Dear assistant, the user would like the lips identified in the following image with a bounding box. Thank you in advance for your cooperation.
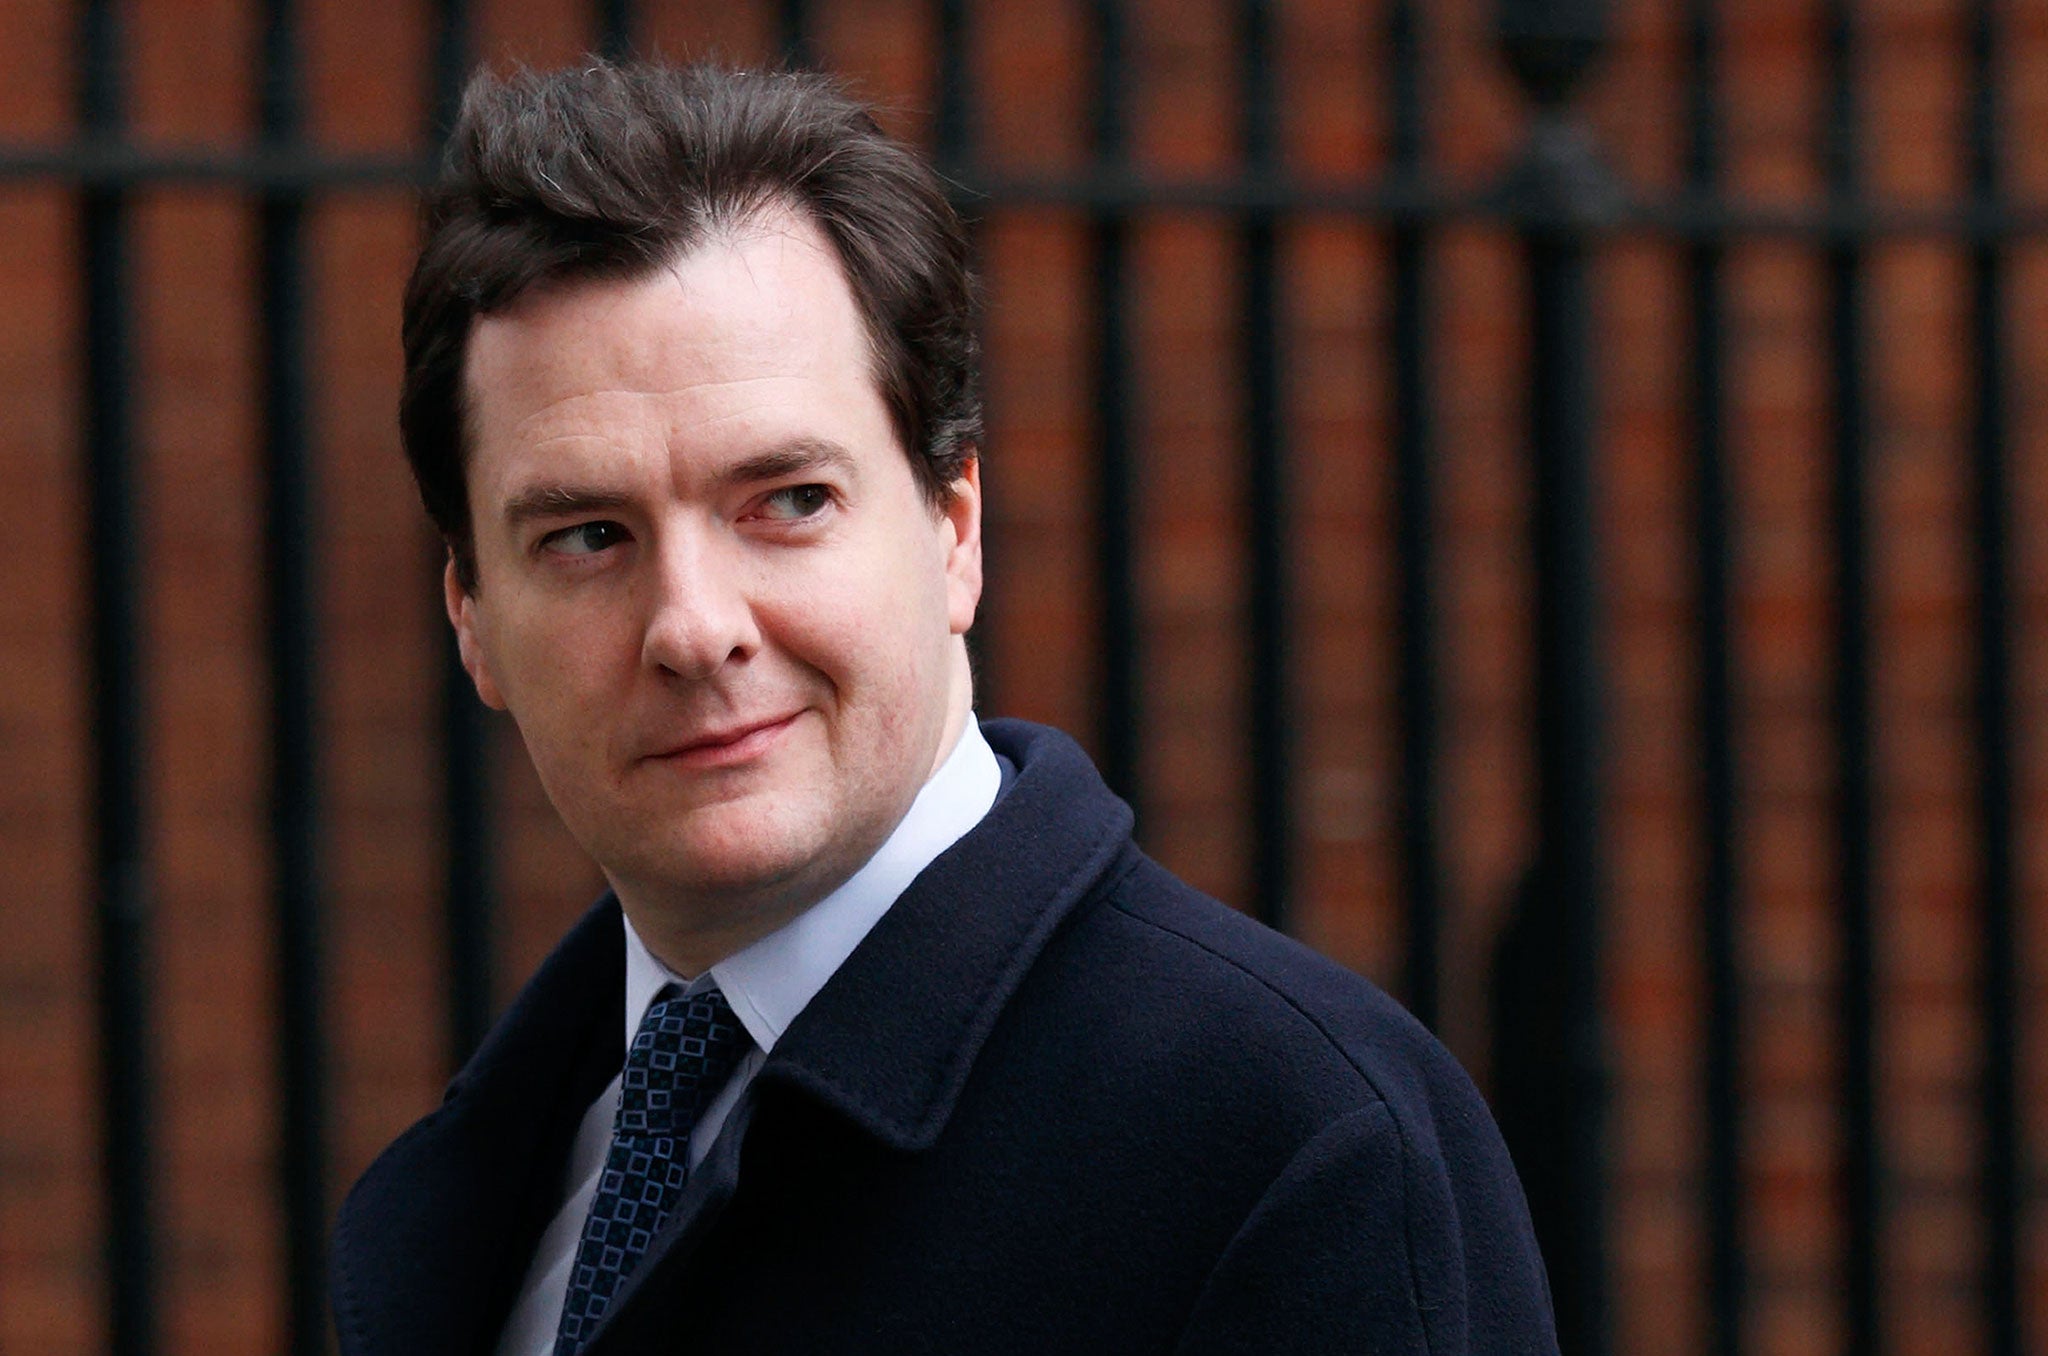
[642,711,803,769]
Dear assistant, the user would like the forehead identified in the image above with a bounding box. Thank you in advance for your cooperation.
[461,209,888,482]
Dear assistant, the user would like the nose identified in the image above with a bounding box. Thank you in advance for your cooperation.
[640,531,761,681]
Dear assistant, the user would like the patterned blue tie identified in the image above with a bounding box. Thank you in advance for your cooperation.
[553,985,749,1355]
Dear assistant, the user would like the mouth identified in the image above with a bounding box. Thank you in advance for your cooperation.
[643,711,803,770]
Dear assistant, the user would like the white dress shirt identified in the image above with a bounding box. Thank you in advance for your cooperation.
[493,720,1002,1356]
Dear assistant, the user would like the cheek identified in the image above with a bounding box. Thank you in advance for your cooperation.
[769,574,944,700]
[488,604,634,734]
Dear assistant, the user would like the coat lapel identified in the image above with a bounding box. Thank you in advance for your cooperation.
[331,898,626,1356]
[756,719,1136,1150]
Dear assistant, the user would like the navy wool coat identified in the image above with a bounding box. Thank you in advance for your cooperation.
[332,719,1558,1354]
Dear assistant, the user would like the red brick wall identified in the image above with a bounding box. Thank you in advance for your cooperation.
[3,2,2045,1353]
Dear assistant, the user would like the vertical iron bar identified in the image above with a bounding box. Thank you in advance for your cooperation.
[779,0,813,69]
[1241,0,1292,932]
[1524,211,1609,1356]
[80,1,159,1351]
[445,646,495,1068]
[1822,5,1881,1351]
[430,0,470,139]
[934,0,971,164]
[1090,0,1141,814]
[1966,4,2020,1354]
[432,0,496,1071]
[595,0,633,61]
[1491,3,1613,1351]
[1685,2,1744,1353]
[934,0,994,712]
[258,2,328,1352]
[1386,0,1440,1029]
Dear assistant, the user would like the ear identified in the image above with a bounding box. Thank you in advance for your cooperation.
[444,555,508,710]
[940,456,983,636]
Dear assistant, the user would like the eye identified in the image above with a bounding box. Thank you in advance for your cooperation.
[756,484,833,521]
[539,521,629,557]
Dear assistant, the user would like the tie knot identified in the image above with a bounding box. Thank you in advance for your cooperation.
[617,985,749,1139]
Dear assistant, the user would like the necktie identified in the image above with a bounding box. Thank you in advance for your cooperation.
[553,985,749,1355]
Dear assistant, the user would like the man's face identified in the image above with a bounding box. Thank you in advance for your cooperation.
[449,208,981,952]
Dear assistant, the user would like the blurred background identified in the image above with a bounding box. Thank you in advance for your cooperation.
[4,0,2047,1353]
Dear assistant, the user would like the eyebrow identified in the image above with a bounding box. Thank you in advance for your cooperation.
[719,438,860,488]
[500,484,635,530]
[496,438,862,529]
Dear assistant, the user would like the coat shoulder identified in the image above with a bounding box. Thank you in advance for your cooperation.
[1057,851,1518,1191]
[1067,856,1558,1352]
[1096,856,1461,1095]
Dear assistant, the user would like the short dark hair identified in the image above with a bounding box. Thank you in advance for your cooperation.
[401,60,982,590]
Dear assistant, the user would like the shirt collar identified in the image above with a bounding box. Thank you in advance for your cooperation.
[621,717,1002,1058]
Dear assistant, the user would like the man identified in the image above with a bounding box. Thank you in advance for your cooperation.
[332,60,1557,1356]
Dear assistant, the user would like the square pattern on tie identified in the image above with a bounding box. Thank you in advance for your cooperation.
[553,986,747,1355]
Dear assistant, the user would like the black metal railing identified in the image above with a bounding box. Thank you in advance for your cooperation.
[1487,4,1619,1349]
[7,1,2036,1352]
[1967,4,2022,1354]
[78,2,156,1351]
[1683,3,1743,1351]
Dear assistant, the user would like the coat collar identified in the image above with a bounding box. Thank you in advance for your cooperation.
[753,718,1136,1151]
[331,898,624,1356]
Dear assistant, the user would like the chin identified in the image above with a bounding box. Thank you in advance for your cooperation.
[620,804,841,904]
